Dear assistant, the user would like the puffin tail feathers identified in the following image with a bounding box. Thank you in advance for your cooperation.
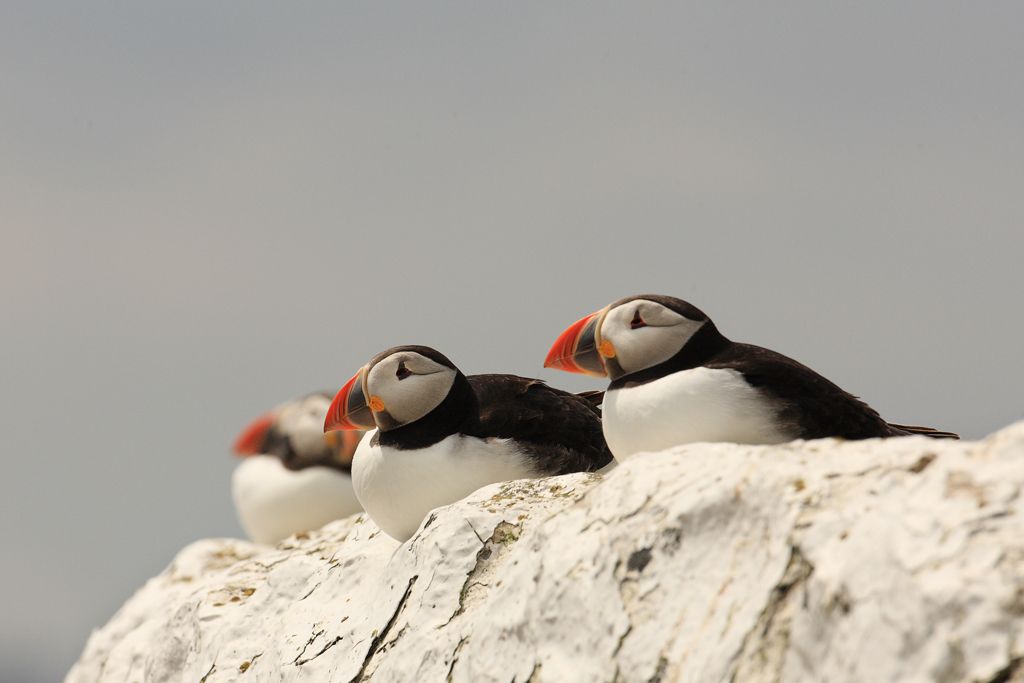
[889,423,960,440]
[575,390,605,411]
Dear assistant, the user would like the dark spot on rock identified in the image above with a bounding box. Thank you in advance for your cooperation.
[627,547,653,573]
[908,453,936,474]
[660,527,683,554]
[828,587,852,615]
[648,656,669,682]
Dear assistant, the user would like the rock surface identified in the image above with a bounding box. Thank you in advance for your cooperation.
[69,423,1024,683]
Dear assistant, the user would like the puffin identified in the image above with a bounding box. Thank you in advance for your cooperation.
[232,392,365,544]
[544,294,958,462]
[323,345,612,541]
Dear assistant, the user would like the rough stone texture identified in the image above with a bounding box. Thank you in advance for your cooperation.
[69,422,1024,683]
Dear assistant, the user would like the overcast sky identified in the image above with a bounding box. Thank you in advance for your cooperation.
[2,3,1022,680]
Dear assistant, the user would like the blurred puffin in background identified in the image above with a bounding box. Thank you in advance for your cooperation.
[324,345,612,541]
[546,294,957,462]
[232,392,364,544]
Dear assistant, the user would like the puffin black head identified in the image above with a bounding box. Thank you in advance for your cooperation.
[233,393,362,471]
[545,294,727,381]
[325,345,465,434]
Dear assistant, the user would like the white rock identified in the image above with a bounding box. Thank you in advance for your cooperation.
[68,423,1024,683]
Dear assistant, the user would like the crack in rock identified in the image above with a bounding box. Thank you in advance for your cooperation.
[291,629,325,665]
[347,575,419,683]
[611,624,636,682]
[445,636,469,682]
[198,660,216,683]
[298,582,321,601]
[647,656,669,683]
[443,521,522,627]
[239,652,262,673]
[378,623,409,656]
[295,636,343,666]
[729,545,814,683]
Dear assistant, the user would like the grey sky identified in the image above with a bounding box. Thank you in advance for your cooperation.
[2,3,1022,680]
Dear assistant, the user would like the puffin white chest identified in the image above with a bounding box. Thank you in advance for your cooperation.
[602,366,792,461]
[231,455,361,545]
[351,431,536,542]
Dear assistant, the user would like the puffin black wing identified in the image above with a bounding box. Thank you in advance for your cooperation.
[466,374,613,474]
[706,343,956,440]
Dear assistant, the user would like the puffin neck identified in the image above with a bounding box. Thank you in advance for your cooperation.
[376,372,478,450]
[608,321,731,389]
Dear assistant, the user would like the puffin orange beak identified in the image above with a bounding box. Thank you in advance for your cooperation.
[232,412,275,456]
[544,308,610,377]
[325,367,377,432]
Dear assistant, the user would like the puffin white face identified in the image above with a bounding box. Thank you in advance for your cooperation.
[365,351,457,430]
[599,299,704,379]
[276,394,332,455]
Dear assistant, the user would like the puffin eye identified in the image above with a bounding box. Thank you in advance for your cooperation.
[396,362,412,380]
[630,309,647,330]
